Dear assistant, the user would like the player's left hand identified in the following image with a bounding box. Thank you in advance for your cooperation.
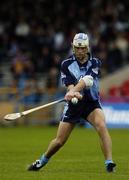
[74,92,83,99]
[64,91,82,101]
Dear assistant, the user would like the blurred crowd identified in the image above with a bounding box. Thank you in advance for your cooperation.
[0,0,129,101]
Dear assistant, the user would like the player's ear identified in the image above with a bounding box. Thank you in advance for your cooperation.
[71,43,75,53]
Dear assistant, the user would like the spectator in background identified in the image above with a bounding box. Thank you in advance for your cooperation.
[45,67,60,94]
[10,49,35,89]
[0,64,3,86]
[106,40,124,73]
[21,79,43,106]
[115,31,129,62]
[0,0,129,98]
[35,46,53,74]
[15,16,30,37]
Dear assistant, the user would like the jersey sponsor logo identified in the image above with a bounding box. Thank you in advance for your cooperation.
[92,67,98,74]
[63,115,68,118]
[61,72,66,78]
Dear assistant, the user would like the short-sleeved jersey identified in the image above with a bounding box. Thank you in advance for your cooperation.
[61,54,101,101]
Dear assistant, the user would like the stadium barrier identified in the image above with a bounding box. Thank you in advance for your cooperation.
[0,87,129,128]
[1,101,129,128]
[103,102,129,128]
[86,102,129,128]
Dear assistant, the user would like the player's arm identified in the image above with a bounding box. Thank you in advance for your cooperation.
[65,75,93,101]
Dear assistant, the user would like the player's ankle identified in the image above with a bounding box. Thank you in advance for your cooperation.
[40,154,50,165]
[105,159,113,166]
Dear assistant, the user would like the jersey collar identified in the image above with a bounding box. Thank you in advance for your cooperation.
[72,53,91,67]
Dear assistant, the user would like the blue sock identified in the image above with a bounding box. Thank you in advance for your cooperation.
[40,154,49,165]
[105,159,113,166]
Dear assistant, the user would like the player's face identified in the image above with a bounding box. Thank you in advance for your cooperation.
[74,46,88,62]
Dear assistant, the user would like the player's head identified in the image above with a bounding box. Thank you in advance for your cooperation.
[72,33,90,61]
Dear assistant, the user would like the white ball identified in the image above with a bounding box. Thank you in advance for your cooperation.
[71,97,78,104]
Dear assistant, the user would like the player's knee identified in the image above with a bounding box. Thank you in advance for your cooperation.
[95,121,106,131]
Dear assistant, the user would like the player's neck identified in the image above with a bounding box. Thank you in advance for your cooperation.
[78,55,89,64]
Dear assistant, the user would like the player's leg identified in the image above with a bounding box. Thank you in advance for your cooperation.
[28,121,75,171]
[44,121,75,158]
[87,108,116,172]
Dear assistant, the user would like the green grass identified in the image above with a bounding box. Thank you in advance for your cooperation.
[0,125,129,180]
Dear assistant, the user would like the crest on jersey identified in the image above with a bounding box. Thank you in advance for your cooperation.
[92,67,98,74]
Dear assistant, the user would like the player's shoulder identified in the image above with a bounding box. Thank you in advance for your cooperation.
[61,55,75,68]
[90,56,102,67]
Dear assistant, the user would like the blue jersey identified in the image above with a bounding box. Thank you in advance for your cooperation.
[61,54,101,101]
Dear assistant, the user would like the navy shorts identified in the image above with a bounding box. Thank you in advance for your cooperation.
[60,99,102,124]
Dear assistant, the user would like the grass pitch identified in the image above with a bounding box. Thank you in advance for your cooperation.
[0,125,129,180]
